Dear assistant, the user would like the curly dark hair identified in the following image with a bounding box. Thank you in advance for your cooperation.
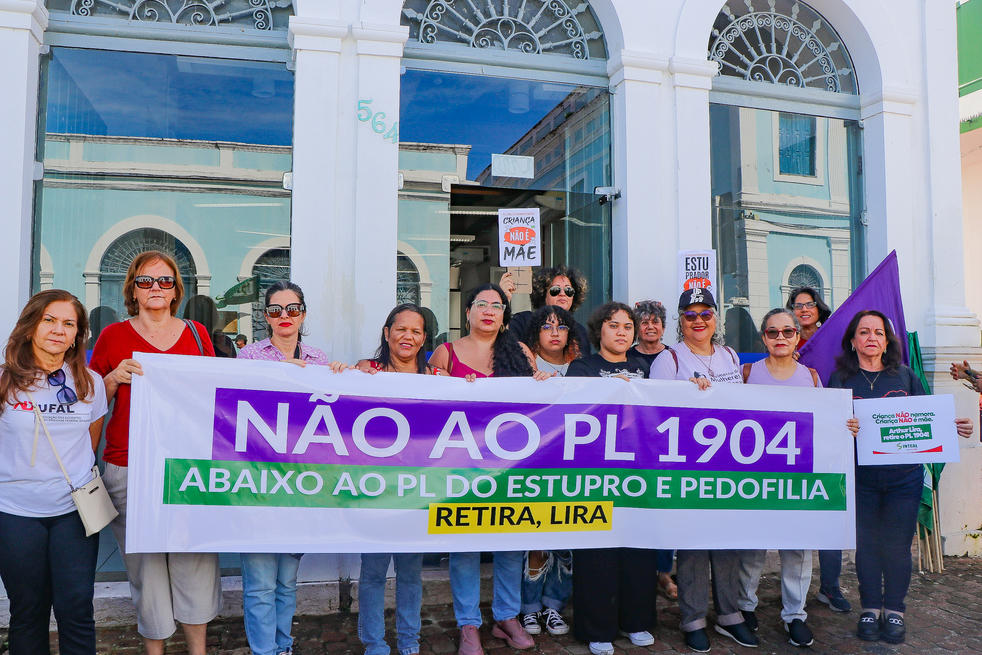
[633,300,667,326]
[785,286,832,325]
[834,310,904,377]
[372,303,430,374]
[464,283,533,377]
[586,302,636,351]
[529,266,588,312]
[526,306,580,363]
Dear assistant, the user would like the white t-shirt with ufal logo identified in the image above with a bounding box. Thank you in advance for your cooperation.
[0,366,108,517]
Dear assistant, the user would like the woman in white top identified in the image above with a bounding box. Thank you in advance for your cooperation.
[0,290,108,655]
[649,288,754,653]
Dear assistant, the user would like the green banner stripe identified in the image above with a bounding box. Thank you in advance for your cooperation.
[164,459,846,511]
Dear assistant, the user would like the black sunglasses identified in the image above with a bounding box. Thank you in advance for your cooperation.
[549,285,575,297]
[764,327,799,339]
[47,369,78,405]
[266,303,305,318]
[134,275,176,290]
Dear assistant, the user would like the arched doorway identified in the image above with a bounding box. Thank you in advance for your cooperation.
[250,248,291,342]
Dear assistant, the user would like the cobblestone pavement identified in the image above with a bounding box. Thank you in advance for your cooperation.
[14,555,982,654]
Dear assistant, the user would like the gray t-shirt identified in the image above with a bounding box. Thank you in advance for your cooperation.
[649,342,742,384]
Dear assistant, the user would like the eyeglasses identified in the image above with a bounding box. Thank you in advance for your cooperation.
[763,327,799,340]
[681,310,715,322]
[133,275,176,290]
[471,300,505,312]
[47,369,78,405]
[549,285,575,297]
[792,301,818,310]
[540,324,570,333]
[265,303,305,318]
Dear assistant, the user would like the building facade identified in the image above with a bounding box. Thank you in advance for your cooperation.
[1,0,980,594]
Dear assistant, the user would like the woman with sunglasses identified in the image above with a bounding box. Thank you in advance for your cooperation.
[736,308,845,648]
[0,290,107,655]
[649,288,755,653]
[237,280,344,655]
[352,304,437,655]
[499,266,591,356]
[428,284,542,655]
[830,310,972,644]
[90,251,220,655]
[785,286,831,350]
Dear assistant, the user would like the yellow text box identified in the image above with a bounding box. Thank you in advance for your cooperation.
[427,501,613,534]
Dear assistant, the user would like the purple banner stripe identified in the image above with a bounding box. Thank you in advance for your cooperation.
[211,389,814,473]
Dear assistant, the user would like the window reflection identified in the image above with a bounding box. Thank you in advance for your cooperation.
[710,104,865,351]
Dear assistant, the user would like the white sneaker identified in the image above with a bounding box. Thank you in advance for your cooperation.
[589,642,614,655]
[620,630,655,646]
[521,611,542,635]
[541,607,569,635]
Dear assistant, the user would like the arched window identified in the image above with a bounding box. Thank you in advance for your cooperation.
[709,0,856,94]
[788,263,822,289]
[397,0,613,338]
[402,0,606,60]
[47,0,294,30]
[250,248,290,343]
[708,0,864,328]
[99,228,197,323]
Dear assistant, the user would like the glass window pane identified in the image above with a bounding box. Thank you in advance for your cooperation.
[398,69,612,341]
[710,104,865,352]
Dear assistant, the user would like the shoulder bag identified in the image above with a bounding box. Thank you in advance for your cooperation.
[28,392,118,537]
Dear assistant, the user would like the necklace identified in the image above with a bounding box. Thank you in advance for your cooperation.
[859,369,882,390]
[689,344,715,377]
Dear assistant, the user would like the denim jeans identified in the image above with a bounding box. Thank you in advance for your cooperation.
[241,553,302,655]
[656,549,675,574]
[818,550,842,591]
[520,550,572,614]
[855,464,922,612]
[0,510,98,655]
[358,553,423,655]
[737,549,811,622]
[449,551,523,626]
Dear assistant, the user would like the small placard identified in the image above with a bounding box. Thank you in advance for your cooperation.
[854,394,959,465]
[492,154,535,179]
[498,208,541,267]
[678,250,717,294]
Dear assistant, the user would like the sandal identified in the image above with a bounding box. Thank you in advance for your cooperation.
[658,571,678,600]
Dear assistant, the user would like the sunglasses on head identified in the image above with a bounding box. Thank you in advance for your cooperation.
[549,285,575,297]
[764,327,799,340]
[265,303,305,318]
[47,369,78,405]
[133,275,176,290]
[682,309,714,322]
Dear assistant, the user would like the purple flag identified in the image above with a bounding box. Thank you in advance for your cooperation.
[798,251,908,385]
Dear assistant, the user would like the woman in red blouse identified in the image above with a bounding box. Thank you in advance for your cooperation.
[89,251,219,655]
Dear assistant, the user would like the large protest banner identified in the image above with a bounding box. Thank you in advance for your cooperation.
[127,353,856,553]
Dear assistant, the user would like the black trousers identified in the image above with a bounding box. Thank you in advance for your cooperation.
[0,510,99,655]
[572,547,658,642]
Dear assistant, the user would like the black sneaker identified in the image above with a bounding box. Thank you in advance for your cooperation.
[741,610,759,632]
[785,619,814,647]
[816,587,852,612]
[881,613,905,644]
[714,622,759,648]
[857,612,879,641]
[683,628,711,653]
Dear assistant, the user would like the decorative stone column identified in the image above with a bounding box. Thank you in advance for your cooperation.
[0,0,46,334]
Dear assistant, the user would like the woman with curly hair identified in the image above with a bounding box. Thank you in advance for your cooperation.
[499,265,590,355]
[525,305,579,377]
[785,286,832,349]
[428,283,546,655]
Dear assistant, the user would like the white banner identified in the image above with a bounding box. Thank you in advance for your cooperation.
[854,395,959,465]
[127,353,856,553]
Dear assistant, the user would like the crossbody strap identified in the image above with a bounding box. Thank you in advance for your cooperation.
[183,319,205,355]
[27,391,76,491]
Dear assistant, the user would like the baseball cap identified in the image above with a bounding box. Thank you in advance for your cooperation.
[678,287,717,310]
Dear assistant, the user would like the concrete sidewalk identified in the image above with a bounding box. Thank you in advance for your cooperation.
[17,554,982,654]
